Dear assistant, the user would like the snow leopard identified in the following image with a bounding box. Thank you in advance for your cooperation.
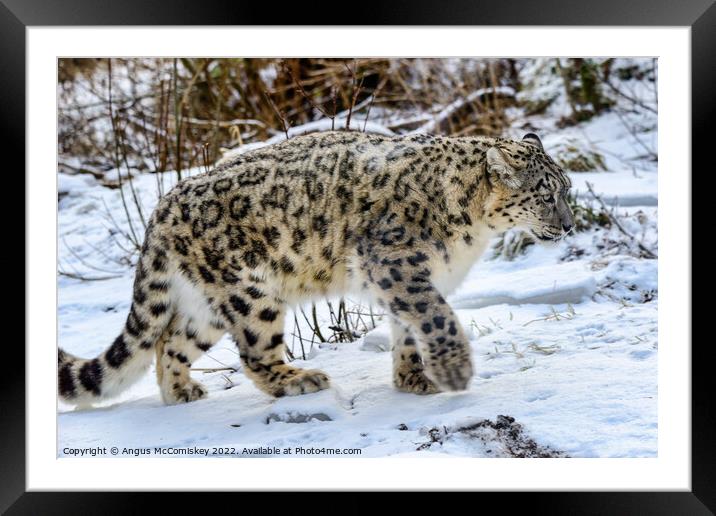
[58,131,574,406]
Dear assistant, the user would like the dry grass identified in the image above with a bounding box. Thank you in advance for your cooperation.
[58,58,522,178]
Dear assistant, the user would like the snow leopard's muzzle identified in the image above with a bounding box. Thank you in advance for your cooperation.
[531,194,574,243]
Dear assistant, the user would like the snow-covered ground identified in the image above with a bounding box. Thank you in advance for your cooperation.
[57,175,658,458]
[57,61,658,458]
[58,241,657,458]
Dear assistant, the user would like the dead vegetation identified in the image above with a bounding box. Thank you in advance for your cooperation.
[58,58,525,179]
[416,415,568,457]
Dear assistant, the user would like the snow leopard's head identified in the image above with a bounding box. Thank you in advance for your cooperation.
[485,133,574,243]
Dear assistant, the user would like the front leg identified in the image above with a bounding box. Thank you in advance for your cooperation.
[390,320,439,394]
[359,238,473,392]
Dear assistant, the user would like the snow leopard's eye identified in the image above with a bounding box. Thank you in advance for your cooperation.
[542,194,555,203]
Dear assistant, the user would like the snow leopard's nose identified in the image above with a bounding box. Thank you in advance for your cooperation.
[562,223,573,233]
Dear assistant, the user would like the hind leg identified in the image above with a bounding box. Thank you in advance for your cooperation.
[155,314,224,405]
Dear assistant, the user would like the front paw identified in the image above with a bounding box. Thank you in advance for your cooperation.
[394,368,440,394]
[424,350,473,391]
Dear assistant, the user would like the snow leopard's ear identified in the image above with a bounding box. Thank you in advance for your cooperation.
[486,146,522,189]
[522,132,543,150]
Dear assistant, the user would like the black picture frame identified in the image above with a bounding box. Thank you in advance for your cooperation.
[5,0,710,513]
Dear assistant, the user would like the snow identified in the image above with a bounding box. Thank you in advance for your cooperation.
[57,195,658,458]
[450,259,597,309]
[217,118,395,165]
[58,284,657,457]
[58,173,97,198]
[570,171,657,207]
[57,60,658,459]
[410,86,516,135]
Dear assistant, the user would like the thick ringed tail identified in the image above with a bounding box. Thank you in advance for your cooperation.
[58,231,176,406]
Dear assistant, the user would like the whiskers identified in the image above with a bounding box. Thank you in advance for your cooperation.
[519,221,573,243]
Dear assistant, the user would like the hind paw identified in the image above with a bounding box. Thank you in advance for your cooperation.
[163,379,208,405]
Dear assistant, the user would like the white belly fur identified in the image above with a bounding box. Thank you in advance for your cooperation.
[167,228,494,316]
[170,271,221,332]
[431,225,494,296]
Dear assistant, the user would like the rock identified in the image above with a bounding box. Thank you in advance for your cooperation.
[265,412,333,424]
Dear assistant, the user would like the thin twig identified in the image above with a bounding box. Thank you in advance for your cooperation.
[172,58,183,181]
[310,303,327,343]
[613,108,657,161]
[585,181,657,258]
[107,59,142,251]
[116,124,148,230]
[293,311,306,360]
[191,367,237,373]
[602,78,657,114]
[61,236,125,275]
[263,89,290,139]
[362,78,386,133]
[58,270,123,281]
[282,60,334,124]
[344,60,365,131]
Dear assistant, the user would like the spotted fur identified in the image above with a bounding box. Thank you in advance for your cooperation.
[58,131,573,405]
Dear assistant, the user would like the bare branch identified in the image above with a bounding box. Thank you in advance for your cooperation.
[585,181,657,259]
[263,89,290,140]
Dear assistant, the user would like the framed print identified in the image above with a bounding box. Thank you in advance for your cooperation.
[5,0,712,512]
